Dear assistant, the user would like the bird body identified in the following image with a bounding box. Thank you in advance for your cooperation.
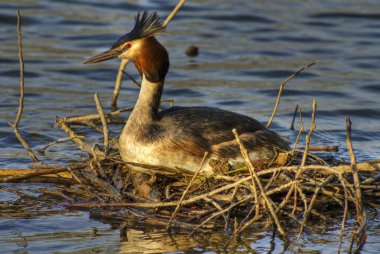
[85,12,289,175]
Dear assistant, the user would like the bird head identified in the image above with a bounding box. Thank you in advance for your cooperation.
[84,11,169,83]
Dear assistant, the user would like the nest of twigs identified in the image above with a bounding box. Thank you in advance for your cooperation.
[2,9,380,253]
[3,98,380,250]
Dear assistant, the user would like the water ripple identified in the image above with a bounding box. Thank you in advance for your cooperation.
[258,89,346,97]
[1,70,40,78]
[310,12,380,20]
[239,70,318,79]
[0,13,38,25]
[164,88,204,98]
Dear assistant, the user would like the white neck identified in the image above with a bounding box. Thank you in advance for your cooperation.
[127,75,164,127]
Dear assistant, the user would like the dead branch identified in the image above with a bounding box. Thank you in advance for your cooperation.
[39,136,84,155]
[14,10,24,127]
[233,128,286,238]
[266,60,319,128]
[301,99,317,167]
[0,164,85,183]
[292,105,304,154]
[63,106,133,124]
[0,168,71,179]
[167,152,208,229]
[56,117,105,158]
[9,10,39,162]
[290,105,299,130]
[94,93,109,155]
[346,116,367,252]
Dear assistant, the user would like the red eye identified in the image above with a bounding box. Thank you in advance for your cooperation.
[124,43,131,50]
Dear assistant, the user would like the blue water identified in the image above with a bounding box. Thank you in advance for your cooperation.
[1,0,380,253]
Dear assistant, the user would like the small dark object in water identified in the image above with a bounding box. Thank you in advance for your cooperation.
[185,45,199,57]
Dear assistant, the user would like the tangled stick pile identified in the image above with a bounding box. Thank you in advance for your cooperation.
[1,6,380,253]
[3,100,380,251]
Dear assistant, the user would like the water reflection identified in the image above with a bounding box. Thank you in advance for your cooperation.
[119,229,198,253]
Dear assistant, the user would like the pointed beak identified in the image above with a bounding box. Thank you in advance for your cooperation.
[84,49,122,64]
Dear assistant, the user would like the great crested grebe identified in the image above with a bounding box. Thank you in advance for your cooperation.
[85,11,289,175]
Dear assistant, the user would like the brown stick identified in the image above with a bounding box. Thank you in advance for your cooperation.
[338,174,349,253]
[232,131,259,209]
[276,184,295,214]
[9,10,39,162]
[94,93,109,155]
[14,10,24,127]
[81,170,124,202]
[39,136,84,155]
[41,189,75,202]
[290,105,299,130]
[123,161,194,175]
[56,117,105,158]
[232,129,286,238]
[300,99,317,167]
[69,170,105,201]
[9,128,40,162]
[63,106,133,124]
[291,185,298,215]
[0,164,85,183]
[266,60,319,128]
[346,117,365,225]
[167,152,208,229]
[0,186,36,198]
[112,59,129,111]
[289,100,317,233]
[237,214,264,234]
[121,70,140,87]
[191,196,252,234]
[298,175,335,236]
[294,148,329,166]
[307,145,339,152]
[292,105,304,154]
[0,168,71,179]
[129,207,203,230]
[362,173,380,185]
[162,0,187,27]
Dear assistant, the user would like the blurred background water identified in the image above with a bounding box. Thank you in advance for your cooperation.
[0,0,380,253]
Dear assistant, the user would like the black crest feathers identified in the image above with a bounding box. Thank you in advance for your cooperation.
[112,11,165,48]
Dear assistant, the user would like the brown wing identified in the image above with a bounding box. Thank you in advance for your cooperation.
[211,130,289,160]
[158,106,264,146]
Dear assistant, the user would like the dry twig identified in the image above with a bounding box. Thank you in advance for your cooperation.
[266,60,319,128]
[56,117,105,158]
[64,106,133,124]
[338,174,349,253]
[233,128,286,238]
[94,93,109,155]
[167,152,208,229]
[292,105,304,154]
[9,10,39,162]
[346,117,367,252]
[0,164,85,183]
[300,99,317,167]
[290,104,299,130]
[39,136,84,155]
